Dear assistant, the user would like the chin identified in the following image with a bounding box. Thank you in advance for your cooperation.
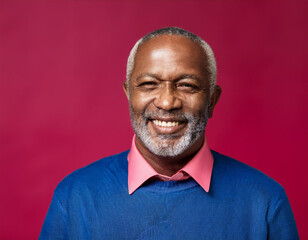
[139,130,204,158]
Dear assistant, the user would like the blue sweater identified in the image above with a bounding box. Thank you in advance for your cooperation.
[39,150,299,239]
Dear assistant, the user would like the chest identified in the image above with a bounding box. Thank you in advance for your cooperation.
[65,188,268,239]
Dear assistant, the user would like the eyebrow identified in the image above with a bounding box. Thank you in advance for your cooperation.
[177,74,202,82]
[136,73,202,82]
[136,73,162,82]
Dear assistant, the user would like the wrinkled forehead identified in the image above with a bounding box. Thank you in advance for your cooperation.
[132,35,209,79]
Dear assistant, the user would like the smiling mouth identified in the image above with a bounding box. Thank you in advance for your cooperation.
[152,120,180,127]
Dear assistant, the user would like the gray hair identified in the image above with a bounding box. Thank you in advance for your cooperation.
[126,27,217,94]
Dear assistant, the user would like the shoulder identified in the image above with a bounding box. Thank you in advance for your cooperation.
[54,150,129,196]
[211,150,285,198]
[211,151,299,238]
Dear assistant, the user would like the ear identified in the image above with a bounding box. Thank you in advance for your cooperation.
[123,81,129,100]
[208,85,222,118]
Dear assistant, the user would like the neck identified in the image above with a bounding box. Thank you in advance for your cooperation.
[135,135,204,176]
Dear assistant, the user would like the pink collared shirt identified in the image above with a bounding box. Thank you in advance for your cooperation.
[127,135,214,194]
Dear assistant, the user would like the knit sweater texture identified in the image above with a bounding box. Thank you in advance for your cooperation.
[39,150,299,240]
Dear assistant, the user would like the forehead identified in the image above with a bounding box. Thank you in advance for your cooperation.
[133,35,207,76]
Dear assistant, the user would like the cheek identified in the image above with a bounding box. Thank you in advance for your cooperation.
[130,94,152,113]
[129,90,155,111]
[182,94,208,112]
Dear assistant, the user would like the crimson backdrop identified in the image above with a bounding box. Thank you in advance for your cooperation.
[1,1,307,239]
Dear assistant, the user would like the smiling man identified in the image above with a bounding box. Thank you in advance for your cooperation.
[123,32,221,183]
[40,27,299,239]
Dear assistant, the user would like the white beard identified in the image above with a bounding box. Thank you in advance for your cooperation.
[129,106,208,157]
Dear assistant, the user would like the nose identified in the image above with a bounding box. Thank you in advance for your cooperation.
[153,83,182,110]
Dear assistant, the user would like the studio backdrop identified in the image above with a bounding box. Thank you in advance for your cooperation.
[1,1,307,239]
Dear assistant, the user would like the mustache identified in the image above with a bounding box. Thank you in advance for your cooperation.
[142,109,193,121]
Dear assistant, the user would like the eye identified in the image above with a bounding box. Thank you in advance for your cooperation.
[176,82,199,92]
[137,81,159,90]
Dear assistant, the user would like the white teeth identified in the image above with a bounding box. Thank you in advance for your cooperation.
[152,120,180,127]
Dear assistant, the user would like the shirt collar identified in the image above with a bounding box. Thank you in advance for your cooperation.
[127,135,214,194]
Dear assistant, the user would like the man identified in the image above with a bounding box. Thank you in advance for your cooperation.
[40,27,299,239]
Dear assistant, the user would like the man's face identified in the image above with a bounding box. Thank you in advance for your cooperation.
[124,35,217,158]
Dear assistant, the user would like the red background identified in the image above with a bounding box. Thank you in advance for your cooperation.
[1,1,307,239]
